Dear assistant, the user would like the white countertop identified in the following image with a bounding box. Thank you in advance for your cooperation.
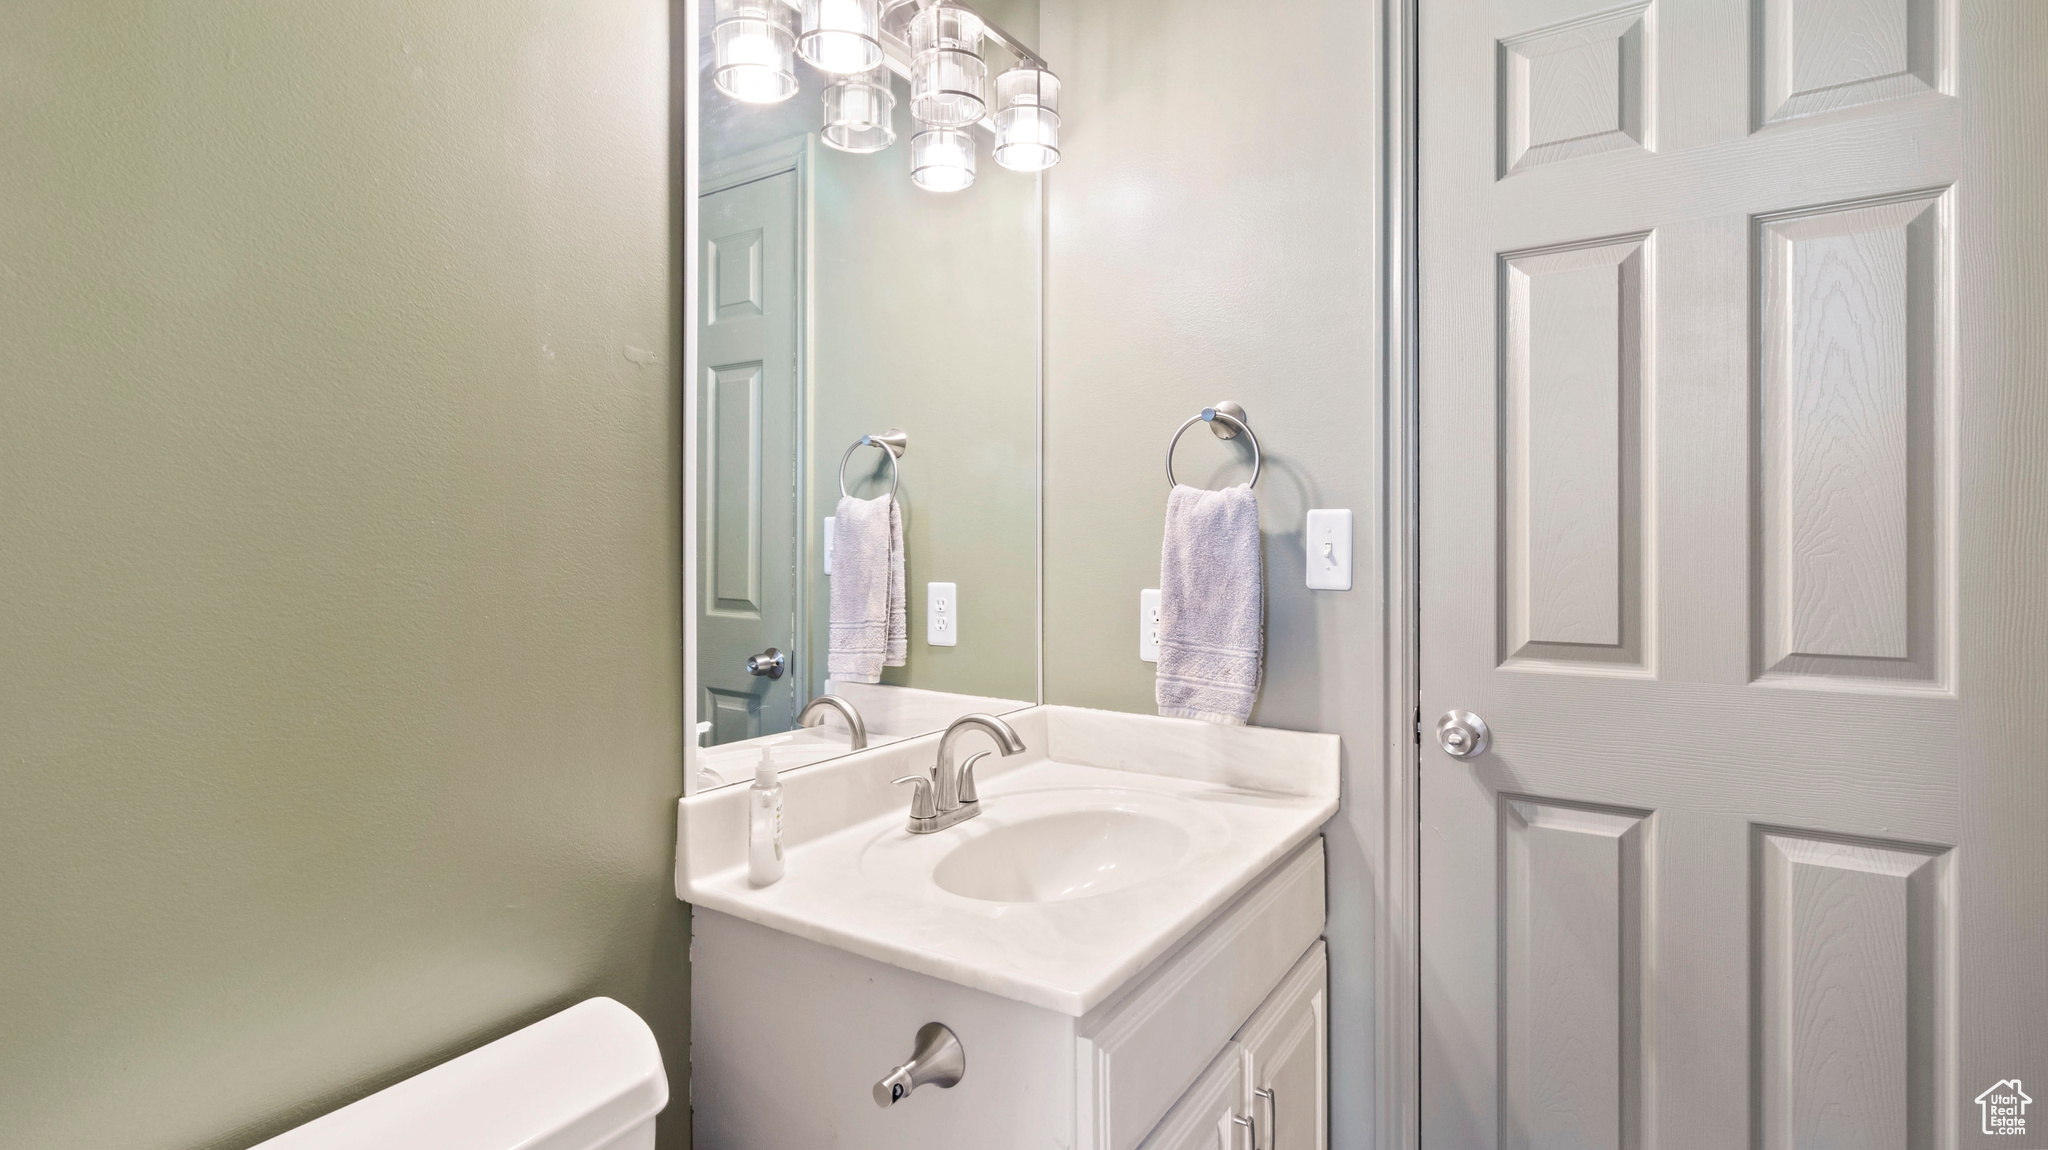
[676,706,1339,1016]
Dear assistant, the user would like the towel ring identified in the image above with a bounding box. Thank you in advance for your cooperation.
[839,429,908,500]
[1164,402,1261,490]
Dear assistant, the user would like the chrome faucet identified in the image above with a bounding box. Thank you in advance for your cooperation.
[796,693,867,750]
[892,712,1027,834]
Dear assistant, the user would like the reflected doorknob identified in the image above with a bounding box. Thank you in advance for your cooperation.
[744,648,786,679]
[1436,710,1490,757]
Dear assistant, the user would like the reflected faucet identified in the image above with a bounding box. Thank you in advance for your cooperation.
[797,694,867,751]
[893,713,1027,834]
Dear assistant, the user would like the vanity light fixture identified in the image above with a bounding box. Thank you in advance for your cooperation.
[907,5,987,128]
[991,63,1059,171]
[712,0,800,104]
[710,0,1060,183]
[798,0,884,75]
[878,0,921,39]
[822,74,897,153]
[910,126,976,191]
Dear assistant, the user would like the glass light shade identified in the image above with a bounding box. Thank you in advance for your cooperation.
[822,76,897,153]
[992,65,1060,171]
[879,0,920,39]
[799,0,883,75]
[910,127,976,191]
[908,5,986,127]
[713,0,799,104]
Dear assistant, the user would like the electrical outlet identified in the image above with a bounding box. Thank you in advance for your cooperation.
[1139,589,1161,662]
[822,517,835,575]
[1305,509,1353,590]
[927,582,958,647]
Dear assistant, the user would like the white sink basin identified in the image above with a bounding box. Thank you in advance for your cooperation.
[932,809,1190,903]
[856,783,1232,912]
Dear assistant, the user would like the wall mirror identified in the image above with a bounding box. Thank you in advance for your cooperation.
[685,0,1045,793]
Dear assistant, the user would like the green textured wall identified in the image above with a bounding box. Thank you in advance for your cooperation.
[0,3,689,1148]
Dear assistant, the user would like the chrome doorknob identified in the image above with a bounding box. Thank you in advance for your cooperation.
[1436,710,1490,757]
[744,648,786,679]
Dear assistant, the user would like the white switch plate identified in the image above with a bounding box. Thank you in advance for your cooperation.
[1306,509,1353,590]
[1139,588,1161,662]
[822,517,835,575]
[927,582,958,646]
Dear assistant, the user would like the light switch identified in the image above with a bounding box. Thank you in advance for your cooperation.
[1306,509,1353,590]
[927,582,958,646]
[1139,589,1161,662]
[822,517,835,575]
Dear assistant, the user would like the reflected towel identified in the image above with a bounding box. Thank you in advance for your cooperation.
[828,494,907,683]
[1156,483,1263,724]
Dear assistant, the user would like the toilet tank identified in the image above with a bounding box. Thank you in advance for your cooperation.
[255,998,668,1150]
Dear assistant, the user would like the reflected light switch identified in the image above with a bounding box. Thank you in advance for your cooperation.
[1306,509,1353,590]
[1139,589,1160,662]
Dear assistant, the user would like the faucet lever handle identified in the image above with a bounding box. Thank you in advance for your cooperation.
[957,751,991,804]
[891,774,937,820]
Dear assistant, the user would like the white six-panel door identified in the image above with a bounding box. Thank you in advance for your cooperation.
[1419,0,2048,1147]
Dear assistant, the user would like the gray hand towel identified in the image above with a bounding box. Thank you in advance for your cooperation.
[1156,483,1264,724]
[828,494,907,683]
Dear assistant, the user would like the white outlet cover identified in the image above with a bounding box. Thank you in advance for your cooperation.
[1139,588,1161,662]
[927,582,958,647]
[822,517,835,576]
[1305,509,1353,591]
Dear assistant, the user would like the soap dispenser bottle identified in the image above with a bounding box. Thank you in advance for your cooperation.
[749,747,784,886]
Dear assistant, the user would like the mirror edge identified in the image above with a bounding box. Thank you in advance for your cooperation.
[680,0,701,796]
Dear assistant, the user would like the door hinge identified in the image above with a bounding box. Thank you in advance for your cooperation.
[1414,705,1423,746]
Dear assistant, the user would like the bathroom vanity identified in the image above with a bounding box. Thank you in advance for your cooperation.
[677,706,1337,1149]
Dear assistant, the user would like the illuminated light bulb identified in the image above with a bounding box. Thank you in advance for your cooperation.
[992,64,1059,171]
[800,0,883,75]
[713,0,799,104]
[910,127,976,192]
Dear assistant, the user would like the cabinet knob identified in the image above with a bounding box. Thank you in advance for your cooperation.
[872,1022,965,1108]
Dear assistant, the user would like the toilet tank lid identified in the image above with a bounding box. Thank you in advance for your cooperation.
[253,998,667,1150]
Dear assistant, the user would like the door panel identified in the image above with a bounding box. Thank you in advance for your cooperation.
[1500,235,1650,669]
[1420,0,2047,1147]
[1755,831,1951,1150]
[698,172,800,746]
[1755,191,1948,687]
[1499,801,1647,1150]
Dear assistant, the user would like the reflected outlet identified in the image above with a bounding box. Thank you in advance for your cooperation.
[927,582,957,647]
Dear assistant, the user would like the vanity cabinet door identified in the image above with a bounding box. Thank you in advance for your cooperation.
[1138,1043,1247,1150]
[1236,942,1327,1150]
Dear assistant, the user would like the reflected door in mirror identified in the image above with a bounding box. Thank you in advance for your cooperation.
[700,171,802,746]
